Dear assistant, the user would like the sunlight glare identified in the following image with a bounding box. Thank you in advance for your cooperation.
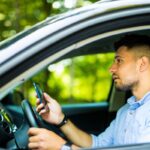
[64,0,77,9]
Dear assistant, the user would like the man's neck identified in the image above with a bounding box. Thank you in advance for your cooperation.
[132,86,150,101]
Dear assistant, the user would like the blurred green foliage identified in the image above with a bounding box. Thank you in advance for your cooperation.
[0,0,98,41]
[18,53,114,106]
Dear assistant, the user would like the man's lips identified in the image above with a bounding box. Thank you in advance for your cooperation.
[112,75,119,81]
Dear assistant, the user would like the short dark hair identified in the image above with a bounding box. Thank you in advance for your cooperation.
[114,34,150,50]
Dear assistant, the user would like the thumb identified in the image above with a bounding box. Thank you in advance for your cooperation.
[43,92,53,103]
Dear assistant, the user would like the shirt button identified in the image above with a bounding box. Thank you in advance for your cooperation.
[124,129,127,133]
[129,110,135,115]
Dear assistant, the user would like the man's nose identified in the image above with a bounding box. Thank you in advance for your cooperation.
[109,63,117,74]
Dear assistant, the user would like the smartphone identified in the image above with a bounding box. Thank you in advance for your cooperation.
[33,82,45,104]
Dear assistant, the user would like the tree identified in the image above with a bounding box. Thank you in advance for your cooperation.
[0,0,99,41]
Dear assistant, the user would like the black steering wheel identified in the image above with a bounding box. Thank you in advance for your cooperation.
[17,99,65,149]
[21,99,62,134]
[21,99,39,127]
[13,99,40,149]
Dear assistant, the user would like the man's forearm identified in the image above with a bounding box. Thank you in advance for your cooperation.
[60,119,92,148]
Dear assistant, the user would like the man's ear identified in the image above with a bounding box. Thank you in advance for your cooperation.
[138,56,149,72]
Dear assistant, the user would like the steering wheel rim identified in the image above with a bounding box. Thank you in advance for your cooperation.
[21,99,66,138]
[21,99,39,127]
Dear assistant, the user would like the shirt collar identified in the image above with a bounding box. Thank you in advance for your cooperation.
[127,91,150,110]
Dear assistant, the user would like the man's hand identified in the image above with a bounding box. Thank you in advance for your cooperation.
[28,128,66,150]
[35,93,91,149]
[36,92,64,125]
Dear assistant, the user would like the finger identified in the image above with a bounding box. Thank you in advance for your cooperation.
[28,142,39,149]
[43,92,53,103]
[36,103,45,112]
[29,135,39,143]
[39,108,49,115]
[28,128,42,136]
[36,98,41,105]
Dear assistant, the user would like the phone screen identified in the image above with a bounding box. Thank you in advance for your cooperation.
[33,82,44,104]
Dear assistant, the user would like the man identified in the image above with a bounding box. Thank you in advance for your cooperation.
[28,34,150,150]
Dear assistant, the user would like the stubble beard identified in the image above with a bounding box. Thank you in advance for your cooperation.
[115,80,138,92]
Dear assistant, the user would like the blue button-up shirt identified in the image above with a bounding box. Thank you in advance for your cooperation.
[92,92,150,148]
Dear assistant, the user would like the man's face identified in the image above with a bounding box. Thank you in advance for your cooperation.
[109,46,139,91]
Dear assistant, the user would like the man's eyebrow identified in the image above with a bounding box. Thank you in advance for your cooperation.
[114,55,122,59]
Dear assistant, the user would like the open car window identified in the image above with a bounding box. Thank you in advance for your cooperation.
[8,53,114,106]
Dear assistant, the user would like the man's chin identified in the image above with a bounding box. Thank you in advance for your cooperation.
[116,87,126,92]
[115,84,131,92]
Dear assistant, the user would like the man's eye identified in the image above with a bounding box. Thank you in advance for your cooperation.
[116,59,122,64]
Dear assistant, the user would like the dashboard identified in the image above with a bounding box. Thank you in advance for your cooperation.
[0,103,17,147]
